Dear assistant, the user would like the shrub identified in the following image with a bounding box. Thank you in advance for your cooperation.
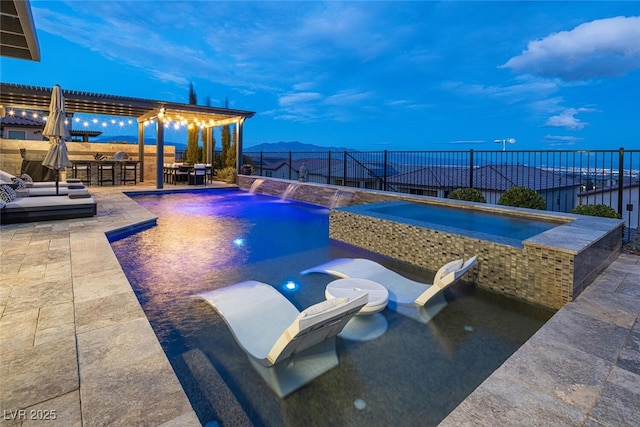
[571,204,622,219]
[497,186,546,210]
[447,188,486,203]
[216,166,237,184]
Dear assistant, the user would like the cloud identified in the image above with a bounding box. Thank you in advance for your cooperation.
[33,1,407,103]
[279,92,323,106]
[543,107,596,130]
[542,135,584,146]
[502,16,640,80]
[442,77,560,103]
[323,90,373,106]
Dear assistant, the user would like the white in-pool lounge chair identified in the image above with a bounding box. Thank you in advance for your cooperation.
[198,280,367,397]
[301,256,477,324]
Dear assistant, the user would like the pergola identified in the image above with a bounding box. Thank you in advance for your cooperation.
[0,0,40,61]
[0,82,255,188]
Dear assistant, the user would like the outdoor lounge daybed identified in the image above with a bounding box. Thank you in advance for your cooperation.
[301,256,477,324]
[0,194,97,224]
[1,169,83,188]
[198,280,368,397]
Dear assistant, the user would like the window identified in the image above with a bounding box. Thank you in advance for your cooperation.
[7,130,26,140]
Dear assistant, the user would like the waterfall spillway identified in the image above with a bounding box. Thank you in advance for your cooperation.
[248,179,265,193]
[330,190,354,208]
[281,183,299,200]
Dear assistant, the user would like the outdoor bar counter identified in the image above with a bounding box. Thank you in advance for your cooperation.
[69,160,139,186]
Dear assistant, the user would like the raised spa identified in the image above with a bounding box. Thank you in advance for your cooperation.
[237,176,624,310]
[362,200,563,247]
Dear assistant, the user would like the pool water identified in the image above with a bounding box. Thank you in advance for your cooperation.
[110,189,554,426]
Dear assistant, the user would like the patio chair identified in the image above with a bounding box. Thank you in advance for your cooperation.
[198,280,368,397]
[301,256,477,324]
[205,164,213,183]
[189,163,206,185]
[175,164,190,184]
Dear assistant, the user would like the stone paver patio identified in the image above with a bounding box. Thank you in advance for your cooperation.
[1,183,638,426]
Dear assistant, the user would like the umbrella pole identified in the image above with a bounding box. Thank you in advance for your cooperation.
[56,170,60,195]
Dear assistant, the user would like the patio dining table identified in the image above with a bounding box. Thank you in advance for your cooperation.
[163,164,211,185]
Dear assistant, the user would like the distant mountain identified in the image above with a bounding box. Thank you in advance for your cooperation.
[245,141,355,152]
[93,137,349,153]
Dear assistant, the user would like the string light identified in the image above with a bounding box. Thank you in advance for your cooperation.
[5,107,214,134]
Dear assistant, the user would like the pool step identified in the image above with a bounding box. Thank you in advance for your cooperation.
[181,349,253,426]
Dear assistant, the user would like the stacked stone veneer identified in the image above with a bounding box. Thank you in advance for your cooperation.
[238,175,623,309]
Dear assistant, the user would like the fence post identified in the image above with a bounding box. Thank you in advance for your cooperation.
[383,150,388,191]
[260,151,263,176]
[469,149,474,188]
[343,151,347,186]
[618,147,624,215]
[327,151,332,184]
[289,151,292,180]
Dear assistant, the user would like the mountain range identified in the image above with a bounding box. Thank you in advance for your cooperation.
[94,136,351,152]
[245,141,354,152]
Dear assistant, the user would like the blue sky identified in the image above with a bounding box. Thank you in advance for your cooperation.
[2,1,639,151]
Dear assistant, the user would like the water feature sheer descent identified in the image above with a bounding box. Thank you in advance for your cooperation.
[248,178,264,193]
[110,189,554,426]
[281,183,299,200]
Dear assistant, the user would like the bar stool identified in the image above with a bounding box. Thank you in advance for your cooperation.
[72,162,92,185]
[120,161,138,185]
[97,162,115,186]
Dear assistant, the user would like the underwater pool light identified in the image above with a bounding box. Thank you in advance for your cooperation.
[283,280,298,291]
[233,238,245,247]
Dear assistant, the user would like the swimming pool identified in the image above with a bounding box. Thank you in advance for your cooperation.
[110,189,553,426]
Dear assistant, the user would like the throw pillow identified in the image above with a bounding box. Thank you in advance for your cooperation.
[0,184,17,203]
[20,173,33,183]
[11,177,26,189]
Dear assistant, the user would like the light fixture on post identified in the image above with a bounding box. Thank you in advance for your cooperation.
[494,138,516,151]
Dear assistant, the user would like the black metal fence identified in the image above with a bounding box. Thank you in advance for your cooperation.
[239,148,639,234]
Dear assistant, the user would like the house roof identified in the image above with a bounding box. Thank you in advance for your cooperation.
[0,0,40,61]
[0,112,44,127]
[578,180,639,196]
[387,164,580,191]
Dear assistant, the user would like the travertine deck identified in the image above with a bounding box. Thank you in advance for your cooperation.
[440,252,640,426]
[1,183,638,426]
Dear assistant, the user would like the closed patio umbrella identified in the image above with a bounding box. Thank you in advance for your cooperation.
[42,84,71,195]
